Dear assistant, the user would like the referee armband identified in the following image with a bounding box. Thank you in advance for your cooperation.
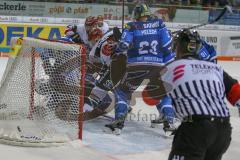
[227,82,240,107]
[224,71,240,106]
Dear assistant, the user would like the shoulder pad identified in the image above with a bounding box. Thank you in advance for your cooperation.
[148,15,156,21]
[157,19,166,28]
[125,22,138,31]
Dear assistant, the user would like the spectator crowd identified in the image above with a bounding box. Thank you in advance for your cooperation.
[5,0,240,9]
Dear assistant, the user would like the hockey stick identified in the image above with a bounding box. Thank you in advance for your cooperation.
[172,5,233,34]
[121,0,125,30]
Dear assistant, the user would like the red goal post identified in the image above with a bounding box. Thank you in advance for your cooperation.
[0,37,86,147]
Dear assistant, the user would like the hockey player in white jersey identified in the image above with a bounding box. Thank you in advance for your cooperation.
[38,27,122,121]
[48,27,123,120]
[64,15,109,50]
[84,27,123,119]
[63,16,110,113]
[34,27,107,121]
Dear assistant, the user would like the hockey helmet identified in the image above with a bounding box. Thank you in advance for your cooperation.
[174,29,202,59]
[85,16,98,31]
[133,3,151,20]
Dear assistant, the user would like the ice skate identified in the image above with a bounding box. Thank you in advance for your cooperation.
[103,116,125,135]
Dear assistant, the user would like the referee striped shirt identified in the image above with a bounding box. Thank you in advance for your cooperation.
[162,59,230,119]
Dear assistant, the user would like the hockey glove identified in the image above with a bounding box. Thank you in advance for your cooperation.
[112,27,122,42]
[65,25,82,43]
[115,41,129,55]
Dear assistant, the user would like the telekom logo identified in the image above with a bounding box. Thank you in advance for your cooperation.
[173,65,185,82]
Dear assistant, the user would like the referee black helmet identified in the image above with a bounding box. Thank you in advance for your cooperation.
[174,29,202,59]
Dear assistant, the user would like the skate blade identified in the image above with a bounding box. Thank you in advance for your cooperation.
[102,127,121,135]
[150,122,163,128]
[164,131,175,138]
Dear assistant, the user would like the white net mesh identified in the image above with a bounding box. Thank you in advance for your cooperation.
[0,37,86,147]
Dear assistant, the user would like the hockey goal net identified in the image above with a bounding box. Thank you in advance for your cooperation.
[0,37,86,147]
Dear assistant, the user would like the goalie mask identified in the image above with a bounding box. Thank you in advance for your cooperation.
[85,16,98,32]
[88,28,103,45]
[173,29,202,59]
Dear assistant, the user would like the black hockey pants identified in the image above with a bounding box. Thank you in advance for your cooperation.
[168,116,232,160]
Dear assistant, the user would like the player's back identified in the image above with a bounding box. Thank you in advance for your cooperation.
[123,18,173,65]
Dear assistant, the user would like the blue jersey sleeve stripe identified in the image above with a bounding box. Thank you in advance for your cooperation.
[163,37,173,47]
[210,55,217,60]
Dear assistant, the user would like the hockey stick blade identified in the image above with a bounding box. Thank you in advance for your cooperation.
[172,5,233,34]
[211,5,233,23]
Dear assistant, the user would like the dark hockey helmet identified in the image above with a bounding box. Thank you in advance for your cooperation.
[174,29,202,59]
[133,3,151,20]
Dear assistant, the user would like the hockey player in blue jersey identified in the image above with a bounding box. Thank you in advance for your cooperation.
[104,3,175,134]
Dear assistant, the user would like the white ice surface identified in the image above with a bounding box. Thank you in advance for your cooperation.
[0,116,239,160]
[0,58,239,160]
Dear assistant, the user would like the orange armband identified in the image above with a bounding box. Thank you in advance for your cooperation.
[227,82,240,106]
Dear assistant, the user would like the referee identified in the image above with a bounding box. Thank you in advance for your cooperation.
[159,30,240,160]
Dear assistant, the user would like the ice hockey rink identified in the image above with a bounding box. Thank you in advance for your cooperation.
[0,58,239,160]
